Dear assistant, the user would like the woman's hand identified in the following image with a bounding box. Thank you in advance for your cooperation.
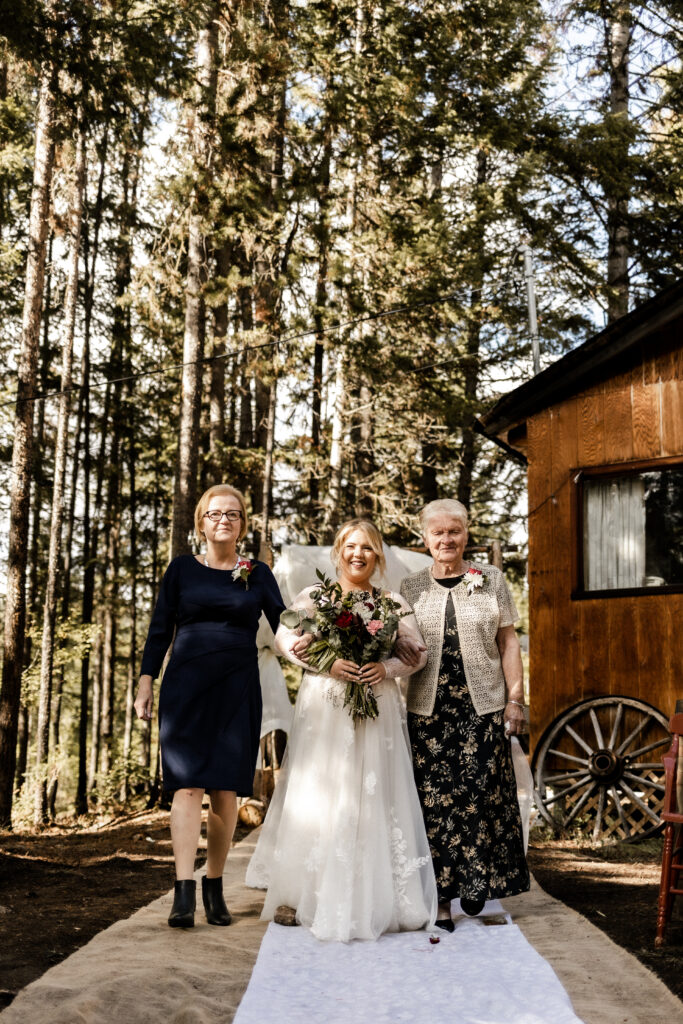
[503,701,525,737]
[134,676,154,721]
[394,635,427,667]
[359,662,387,686]
[330,659,361,682]
[291,631,314,662]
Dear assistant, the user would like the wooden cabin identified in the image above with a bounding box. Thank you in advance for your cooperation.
[478,280,683,841]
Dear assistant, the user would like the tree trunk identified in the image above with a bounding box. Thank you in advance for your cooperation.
[75,126,108,815]
[207,241,231,484]
[0,56,56,827]
[251,0,288,556]
[171,8,219,558]
[17,232,53,798]
[46,674,63,820]
[251,372,271,556]
[309,124,332,526]
[98,506,120,781]
[99,117,141,781]
[237,279,254,457]
[87,634,102,799]
[15,706,30,798]
[120,418,138,803]
[606,8,630,322]
[34,120,86,825]
[421,441,439,503]
[322,351,346,542]
[139,426,164,791]
[457,148,488,512]
[25,231,54,646]
[258,379,277,561]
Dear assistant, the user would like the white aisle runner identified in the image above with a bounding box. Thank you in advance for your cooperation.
[234,909,584,1024]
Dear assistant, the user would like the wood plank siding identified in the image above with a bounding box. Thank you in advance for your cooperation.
[527,324,683,751]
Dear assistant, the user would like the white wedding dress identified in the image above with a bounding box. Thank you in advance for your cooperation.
[246,587,438,942]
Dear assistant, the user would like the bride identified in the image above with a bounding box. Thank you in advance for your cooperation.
[246,518,437,941]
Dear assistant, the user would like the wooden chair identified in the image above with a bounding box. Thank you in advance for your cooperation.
[655,712,683,947]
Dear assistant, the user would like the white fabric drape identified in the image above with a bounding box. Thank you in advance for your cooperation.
[584,477,646,590]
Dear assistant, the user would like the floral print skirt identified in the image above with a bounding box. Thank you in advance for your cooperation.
[409,605,530,904]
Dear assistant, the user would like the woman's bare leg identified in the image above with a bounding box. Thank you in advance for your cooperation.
[206,789,238,877]
[170,788,204,879]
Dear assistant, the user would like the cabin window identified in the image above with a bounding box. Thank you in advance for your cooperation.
[582,465,683,593]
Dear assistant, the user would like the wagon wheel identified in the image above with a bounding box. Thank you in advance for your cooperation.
[532,696,670,843]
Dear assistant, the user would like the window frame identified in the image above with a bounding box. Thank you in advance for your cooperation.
[572,455,683,600]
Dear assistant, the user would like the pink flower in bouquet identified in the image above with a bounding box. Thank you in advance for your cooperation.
[366,619,384,635]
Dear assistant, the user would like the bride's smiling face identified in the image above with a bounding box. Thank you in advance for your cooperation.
[339,529,377,587]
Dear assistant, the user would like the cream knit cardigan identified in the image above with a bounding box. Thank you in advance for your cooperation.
[399,562,519,717]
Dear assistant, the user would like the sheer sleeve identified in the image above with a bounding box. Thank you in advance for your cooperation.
[381,592,428,680]
[140,558,181,679]
[258,562,286,634]
[274,586,317,670]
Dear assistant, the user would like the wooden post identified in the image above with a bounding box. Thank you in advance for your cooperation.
[490,539,503,570]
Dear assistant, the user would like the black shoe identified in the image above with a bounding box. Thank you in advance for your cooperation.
[202,875,232,926]
[460,896,486,917]
[169,879,196,928]
[435,918,455,933]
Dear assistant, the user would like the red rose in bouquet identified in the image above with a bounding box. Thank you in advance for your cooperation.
[279,570,406,725]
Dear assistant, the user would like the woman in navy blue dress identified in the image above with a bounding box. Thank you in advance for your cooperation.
[134,484,284,929]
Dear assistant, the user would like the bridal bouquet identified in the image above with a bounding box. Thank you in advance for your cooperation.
[280,570,405,723]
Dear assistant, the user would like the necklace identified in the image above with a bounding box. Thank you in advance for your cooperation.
[204,554,240,570]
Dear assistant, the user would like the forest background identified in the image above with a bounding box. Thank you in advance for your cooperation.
[0,0,680,830]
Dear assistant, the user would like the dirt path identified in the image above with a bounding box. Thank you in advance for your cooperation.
[0,809,249,1007]
[1,815,681,1014]
[1,828,681,1024]
[527,836,683,1001]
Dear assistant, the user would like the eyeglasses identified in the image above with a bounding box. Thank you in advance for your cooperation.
[203,510,243,523]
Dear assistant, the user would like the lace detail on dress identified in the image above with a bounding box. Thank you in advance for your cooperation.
[322,679,344,708]
[390,809,431,913]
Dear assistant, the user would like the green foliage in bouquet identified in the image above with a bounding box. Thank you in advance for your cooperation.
[279,570,406,723]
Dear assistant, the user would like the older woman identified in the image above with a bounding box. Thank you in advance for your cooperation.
[398,498,529,931]
[134,484,284,929]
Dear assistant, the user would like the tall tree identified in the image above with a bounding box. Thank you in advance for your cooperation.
[171,5,220,558]
[34,112,87,824]
[0,28,56,827]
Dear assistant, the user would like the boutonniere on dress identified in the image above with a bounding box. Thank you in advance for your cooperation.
[232,559,254,589]
[463,567,486,596]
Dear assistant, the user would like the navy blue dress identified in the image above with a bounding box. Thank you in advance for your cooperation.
[140,555,285,795]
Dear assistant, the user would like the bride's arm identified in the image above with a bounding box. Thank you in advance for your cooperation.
[274,587,317,670]
[381,594,428,680]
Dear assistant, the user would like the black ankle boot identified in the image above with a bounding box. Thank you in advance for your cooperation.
[202,875,232,926]
[460,896,486,917]
[168,880,196,928]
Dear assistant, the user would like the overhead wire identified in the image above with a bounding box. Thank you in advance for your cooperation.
[1,271,525,411]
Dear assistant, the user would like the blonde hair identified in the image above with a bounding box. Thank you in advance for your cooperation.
[194,484,249,544]
[331,518,386,580]
[420,498,468,534]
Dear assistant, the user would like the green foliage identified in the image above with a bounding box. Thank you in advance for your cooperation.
[21,617,100,710]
